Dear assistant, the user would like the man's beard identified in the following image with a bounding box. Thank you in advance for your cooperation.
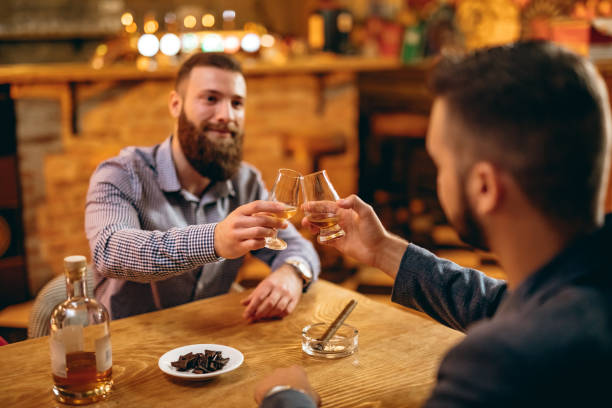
[176,110,244,183]
[452,177,490,252]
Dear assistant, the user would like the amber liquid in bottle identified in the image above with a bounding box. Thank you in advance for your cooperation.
[52,351,112,393]
[50,255,113,405]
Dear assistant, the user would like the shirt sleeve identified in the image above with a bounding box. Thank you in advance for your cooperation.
[391,244,507,332]
[260,389,317,408]
[85,160,221,282]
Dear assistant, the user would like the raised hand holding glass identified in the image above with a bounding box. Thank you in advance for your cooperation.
[301,170,346,243]
[264,169,301,250]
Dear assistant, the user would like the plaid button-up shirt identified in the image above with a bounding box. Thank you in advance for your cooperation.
[85,137,320,319]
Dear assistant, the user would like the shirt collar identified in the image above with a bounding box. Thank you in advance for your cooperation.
[504,214,612,308]
[156,136,182,192]
[156,135,237,201]
[201,178,236,205]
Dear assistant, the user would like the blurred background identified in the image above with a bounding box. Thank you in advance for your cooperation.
[2,0,612,341]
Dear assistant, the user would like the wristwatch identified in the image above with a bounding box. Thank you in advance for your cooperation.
[285,259,312,290]
[264,384,310,400]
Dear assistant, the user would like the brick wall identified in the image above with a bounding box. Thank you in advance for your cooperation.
[14,72,358,294]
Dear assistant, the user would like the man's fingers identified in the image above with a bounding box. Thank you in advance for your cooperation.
[286,298,298,315]
[244,283,273,318]
[236,213,288,230]
[273,296,291,317]
[235,227,277,241]
[240,292,254,306]
[253,291,282,320]
[337,194,374,218]
[301,217,321,234]
[239,200,285,216]
[240,238,267,252]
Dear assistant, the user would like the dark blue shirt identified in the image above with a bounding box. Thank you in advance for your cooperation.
[262,215,612,407]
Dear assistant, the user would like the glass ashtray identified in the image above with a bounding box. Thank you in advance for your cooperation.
[301,323,358,359]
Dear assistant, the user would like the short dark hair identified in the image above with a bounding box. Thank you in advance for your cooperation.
[430,41,611,229]
[175,52,243,91]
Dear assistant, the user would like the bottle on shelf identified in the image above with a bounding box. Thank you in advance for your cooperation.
[50,255,113,405]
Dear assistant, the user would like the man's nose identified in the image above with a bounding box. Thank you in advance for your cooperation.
[214,100,235,123]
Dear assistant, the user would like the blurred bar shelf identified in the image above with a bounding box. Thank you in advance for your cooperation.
[0,55,402,84]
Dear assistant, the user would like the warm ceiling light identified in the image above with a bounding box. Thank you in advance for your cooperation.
[184,15,197,28]
[223,35,240,53]
[202,13,215,28]
[144,20,159,34]
[181,33,199,52]
[137,34,159,57]
[121,12,133,26]
[202,34,224,52]
[96,44,108,55]
[261,34,275,48]
[125,22,137,34]
[241,33,260,53]
[160,33,181,56]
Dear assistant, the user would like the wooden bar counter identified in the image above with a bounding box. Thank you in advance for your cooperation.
[0,280,463,407]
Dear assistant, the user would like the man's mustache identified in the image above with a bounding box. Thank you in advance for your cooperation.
[200,123,239,134]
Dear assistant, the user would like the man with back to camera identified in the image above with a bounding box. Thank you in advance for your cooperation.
[85,52,320,321]
[254,41,612,407]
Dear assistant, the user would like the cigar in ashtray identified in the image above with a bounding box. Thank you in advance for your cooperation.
[314,299,357,350]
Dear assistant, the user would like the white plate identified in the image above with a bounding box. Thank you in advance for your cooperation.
[158,344,244,381]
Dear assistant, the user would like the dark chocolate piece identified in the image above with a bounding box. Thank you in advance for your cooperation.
[170,349,230,374]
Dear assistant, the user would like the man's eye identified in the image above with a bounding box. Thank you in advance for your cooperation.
[232,100,243,108]
[206,95,217,103]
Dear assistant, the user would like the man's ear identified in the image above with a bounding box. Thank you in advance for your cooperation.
[169,90,182,118]
[466,161,504,216]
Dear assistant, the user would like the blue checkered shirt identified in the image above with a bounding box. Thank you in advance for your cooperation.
[85,137,320,319]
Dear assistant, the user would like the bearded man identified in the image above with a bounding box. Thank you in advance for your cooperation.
[85,53,319,320]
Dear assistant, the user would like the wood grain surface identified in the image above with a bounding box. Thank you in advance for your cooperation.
[0,280,463,407]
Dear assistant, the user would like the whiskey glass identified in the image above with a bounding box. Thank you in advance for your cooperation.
[264,168,301,250]
[301,170,346,243]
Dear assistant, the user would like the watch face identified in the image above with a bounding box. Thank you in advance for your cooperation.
[288,260,311,281]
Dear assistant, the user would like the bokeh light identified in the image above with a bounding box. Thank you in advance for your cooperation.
[121,12,133,26]
[241,33,261,52]
[137,34,160,57]
[160,33,181,56]
[261,34,275,48]
[126,22,137,33]
[181,33,199,52]
[184,15,197,28]
[202,14,215,28]
[202,34,224,52]
[223,35,240,53]
[144,20,159,34]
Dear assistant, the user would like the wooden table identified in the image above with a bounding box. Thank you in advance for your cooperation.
[0,280,463,407]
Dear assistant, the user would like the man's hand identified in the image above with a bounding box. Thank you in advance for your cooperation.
[302,194,408,278]
[241,264,302,322]
[215,200,288,259]
[254,366,320,407]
